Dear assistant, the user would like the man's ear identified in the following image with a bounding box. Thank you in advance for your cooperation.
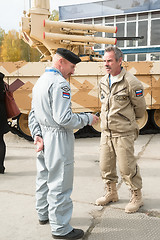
[59,57,63,65]
[119,57,123,66]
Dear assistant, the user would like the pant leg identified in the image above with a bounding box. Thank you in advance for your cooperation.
[99,131,118,184]
[113,134,142,190]
[0,134,6,172]
[36,151,49,221]
[43,128,74,236]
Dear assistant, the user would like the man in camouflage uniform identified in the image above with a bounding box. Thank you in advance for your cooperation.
[96,46,146,213]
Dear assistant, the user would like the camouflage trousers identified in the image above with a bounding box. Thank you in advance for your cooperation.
[99,131,142,190]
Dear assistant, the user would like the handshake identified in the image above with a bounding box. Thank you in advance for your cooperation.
[90,112,100,125]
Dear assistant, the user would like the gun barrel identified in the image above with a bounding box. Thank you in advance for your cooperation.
[43,32,117,45]
[116,36,144,40]
[44,20,117,34]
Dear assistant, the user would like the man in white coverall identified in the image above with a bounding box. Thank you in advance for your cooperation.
[95,46,146,214]
[28,48,99,239]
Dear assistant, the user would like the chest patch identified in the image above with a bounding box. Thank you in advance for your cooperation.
[115,95,128,101]
[135,89,143,97]
[62,92,70,99]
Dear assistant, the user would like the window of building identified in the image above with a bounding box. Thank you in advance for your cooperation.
[105,24,114,48]
[151,53,160,61]
[105,17,114,24]
[138,54,146,61]
[84,19,92,24]
[116,15,125,22]
[138,21,148,46]
[116,23,125,48]
[127,54,135,61]
[127,22,136,47]
[151,19,160,45]
[73,20,83,23]
[127,14,136,21]
[94,32,102,49]
[138,12,148,20]
[151,11,160,19]
[94,18,102,24]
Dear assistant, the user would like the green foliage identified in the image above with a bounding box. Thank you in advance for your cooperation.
[49,10,59,21]
[1,30,21,61]
[20,40,41,62]
[0,28,5,45]
[0,28,5,61]
[0,8,59,62]
[0,29,40,62]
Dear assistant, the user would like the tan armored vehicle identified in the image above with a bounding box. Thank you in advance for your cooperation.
[1,0,160,139]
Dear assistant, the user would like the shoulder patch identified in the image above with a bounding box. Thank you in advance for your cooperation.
[61,86,70,92]
[62,92,70,99]
[135,89,143,97]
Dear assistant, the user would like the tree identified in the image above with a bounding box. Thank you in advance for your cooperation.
[49,10,59,21]
[0,28,5,46]
[0,8,59,62]
[0,28,5,61]
[0,29,40,62]
[20,40,41,62]
[1,30,21,61]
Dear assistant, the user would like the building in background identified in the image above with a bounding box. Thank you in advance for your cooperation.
[59,0,160,61]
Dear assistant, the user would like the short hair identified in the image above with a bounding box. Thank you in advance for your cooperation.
[105,46,123,62]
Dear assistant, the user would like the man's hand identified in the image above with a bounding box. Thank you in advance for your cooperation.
[90,114,99,125]
[34,136,44,152]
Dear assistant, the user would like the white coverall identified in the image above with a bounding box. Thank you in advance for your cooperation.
[28,67,93,236]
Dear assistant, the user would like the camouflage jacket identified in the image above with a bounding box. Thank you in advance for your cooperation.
[99,67,146,137]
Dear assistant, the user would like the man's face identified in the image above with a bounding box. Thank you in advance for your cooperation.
[103,51,122,76]
[60,59,76,79]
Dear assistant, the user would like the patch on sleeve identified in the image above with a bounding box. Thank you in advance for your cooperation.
[61,86,70,92]
[135,89,143,97]
[62,92,70,99]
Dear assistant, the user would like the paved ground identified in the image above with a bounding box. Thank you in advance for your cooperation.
[0,132,160,240]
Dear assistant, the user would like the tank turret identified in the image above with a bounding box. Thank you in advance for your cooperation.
[20,0,117,61]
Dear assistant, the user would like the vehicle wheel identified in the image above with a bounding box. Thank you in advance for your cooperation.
[17,113,32,140]
[136,110,149,130]
[150,109,160,129]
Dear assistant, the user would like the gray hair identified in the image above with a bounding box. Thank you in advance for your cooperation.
[105,46,123,62]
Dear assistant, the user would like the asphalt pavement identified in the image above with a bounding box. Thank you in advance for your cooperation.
[0,132,160,240]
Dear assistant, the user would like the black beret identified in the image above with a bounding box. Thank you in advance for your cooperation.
[56,48,81,64]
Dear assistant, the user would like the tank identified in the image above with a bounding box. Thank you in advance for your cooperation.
[1,60,160,139]
[1,0,160,139]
